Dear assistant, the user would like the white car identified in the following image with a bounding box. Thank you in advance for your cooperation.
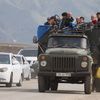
[0,52,22,87]
[18,48,38,67]
[14,54,31,80]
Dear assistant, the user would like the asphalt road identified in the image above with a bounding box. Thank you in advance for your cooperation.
[0,79,100,100]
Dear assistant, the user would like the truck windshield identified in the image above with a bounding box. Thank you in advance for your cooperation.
[48,37,87,49]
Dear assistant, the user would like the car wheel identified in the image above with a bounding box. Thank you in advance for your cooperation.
[31,72,37,79]
[22,74,24,81]
[16,75,23,87]
[26,72,31,80]
[6,73,13,87]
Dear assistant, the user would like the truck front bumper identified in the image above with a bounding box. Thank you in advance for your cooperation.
[38,72,91,77]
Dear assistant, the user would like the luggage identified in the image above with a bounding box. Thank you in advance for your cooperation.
[37,25,51,41]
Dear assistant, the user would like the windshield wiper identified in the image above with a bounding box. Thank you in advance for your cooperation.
[53,44,65,47]
[69,46,81,48]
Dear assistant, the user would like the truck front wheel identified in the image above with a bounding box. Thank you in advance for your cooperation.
[51,80,58,91]
[84,75,92,94]
[45,78,50,90]
[38,76,46,92]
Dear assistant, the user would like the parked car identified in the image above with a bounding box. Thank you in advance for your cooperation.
[18,48,38,78]
[0,52,23,87]
[14,54,31,80]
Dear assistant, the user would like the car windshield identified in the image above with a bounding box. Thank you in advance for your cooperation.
[48,37,87,49]
[19,50,38,57]
[0,54,10,64]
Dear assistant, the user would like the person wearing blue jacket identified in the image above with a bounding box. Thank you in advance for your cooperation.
[60,12,74,29]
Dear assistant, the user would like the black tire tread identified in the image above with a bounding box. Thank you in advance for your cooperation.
[84,75,92,94]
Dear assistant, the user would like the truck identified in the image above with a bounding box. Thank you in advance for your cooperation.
[37,23,100,94]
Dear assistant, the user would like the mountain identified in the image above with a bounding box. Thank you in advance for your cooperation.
[0,0,100,43]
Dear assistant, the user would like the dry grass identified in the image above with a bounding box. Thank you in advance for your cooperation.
[0,46,22,54]
[0,43,36,54]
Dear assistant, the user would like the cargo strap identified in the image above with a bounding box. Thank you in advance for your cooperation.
[38,43,45,53]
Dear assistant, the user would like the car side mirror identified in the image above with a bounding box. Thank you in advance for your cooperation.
[24,61,28,64]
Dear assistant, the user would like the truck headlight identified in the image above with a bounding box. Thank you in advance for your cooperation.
[40,61,47,67]
[81,62,88,68]
[0,68,8,72]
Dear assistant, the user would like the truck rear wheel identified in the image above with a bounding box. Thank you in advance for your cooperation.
[95,78,100,92]
[38,76,46,92]
[84,75,92,94]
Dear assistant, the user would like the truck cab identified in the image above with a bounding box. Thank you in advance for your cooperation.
[38,33,93,94]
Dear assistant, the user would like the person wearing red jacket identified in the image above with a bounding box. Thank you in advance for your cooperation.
[91,15,97,25]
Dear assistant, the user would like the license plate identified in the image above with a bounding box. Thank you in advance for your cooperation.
[56,73,71,77]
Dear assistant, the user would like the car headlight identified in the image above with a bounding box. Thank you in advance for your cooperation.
[0,68,8,72]
[40,61,47,67]
[81,62,88,68]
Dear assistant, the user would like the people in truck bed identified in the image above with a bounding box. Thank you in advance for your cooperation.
[91,15,97,25]
[76,17,86,29]
[69,17,84,29]
[80,16,85,23]
[43,11,100,30]
[44,16,57,26]
[60,12,74,29]
[96,12,100,22]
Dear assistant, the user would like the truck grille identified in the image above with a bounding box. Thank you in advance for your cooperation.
[51,56,76,72]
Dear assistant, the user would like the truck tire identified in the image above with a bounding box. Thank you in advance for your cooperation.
[95,78,100,92]
[51,80,58,91]
[84,75,92,94]
[92,77,95,92]
[45,78,50,90]
[38,76,46,92]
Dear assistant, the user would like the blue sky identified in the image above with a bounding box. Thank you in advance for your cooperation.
[0,0,100,43]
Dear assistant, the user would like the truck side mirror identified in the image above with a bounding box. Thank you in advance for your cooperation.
[33,36,38,43]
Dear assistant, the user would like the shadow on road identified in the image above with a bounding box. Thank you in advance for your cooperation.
[0,88,38,93]
[0,86,84,94]
[0,82,84,94]
[46,90,84,94]
[0,84,38,93]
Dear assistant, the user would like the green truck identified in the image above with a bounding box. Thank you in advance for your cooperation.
[37,24,100,94]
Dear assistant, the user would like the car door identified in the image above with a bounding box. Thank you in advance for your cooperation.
[12,56,22,83]
[22,57,30,78]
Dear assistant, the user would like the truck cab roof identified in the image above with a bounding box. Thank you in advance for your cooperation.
[49,33,87,39]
